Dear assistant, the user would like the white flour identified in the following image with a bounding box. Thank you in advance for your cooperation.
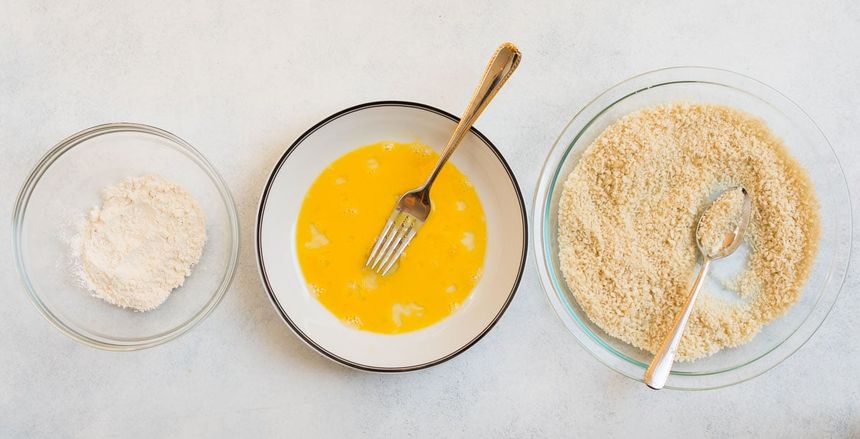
[72,175,206,311]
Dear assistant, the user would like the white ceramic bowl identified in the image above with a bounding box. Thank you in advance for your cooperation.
[256,101,527,371]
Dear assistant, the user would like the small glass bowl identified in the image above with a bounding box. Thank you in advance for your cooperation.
[13,123,240,350]
[533,67,852,390]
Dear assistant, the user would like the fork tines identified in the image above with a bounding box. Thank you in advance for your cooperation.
[365,210,421,276]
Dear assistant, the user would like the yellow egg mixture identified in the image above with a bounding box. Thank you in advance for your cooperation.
[296,141,486,334]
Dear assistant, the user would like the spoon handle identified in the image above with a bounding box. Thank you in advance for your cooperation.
[421,42,521,190]
[644,258,712,390]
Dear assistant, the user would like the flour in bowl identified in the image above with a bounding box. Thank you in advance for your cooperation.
[72,175,206,311]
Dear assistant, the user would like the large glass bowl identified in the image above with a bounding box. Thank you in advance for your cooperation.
[533,67,852,390]
[13,123,240,350]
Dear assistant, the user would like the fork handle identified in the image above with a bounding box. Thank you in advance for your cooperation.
[422,42,522,189]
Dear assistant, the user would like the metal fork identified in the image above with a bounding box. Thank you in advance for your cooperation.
[365,42,522,276]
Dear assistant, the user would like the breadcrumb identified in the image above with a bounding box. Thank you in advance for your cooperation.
[557,102,820,361]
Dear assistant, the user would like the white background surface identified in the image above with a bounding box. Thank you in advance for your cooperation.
[2,1,858,437]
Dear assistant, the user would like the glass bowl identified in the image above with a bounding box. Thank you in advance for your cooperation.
[533,67,852,390]
[13,123,240,350]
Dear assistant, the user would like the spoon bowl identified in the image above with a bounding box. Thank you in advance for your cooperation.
[696,187,752,260]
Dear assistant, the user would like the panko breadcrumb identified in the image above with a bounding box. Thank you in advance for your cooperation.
[557,102,819,361]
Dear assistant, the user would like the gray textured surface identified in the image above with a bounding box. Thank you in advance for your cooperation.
[2,1,858,437]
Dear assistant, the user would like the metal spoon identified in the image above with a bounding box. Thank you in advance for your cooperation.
[644,186,752,390]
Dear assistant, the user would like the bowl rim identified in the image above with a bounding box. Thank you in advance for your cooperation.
[532,66,853,390]
[255,100,528,372]
[12,122,241,351]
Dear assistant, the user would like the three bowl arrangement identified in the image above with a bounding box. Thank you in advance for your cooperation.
[12,67,852,388]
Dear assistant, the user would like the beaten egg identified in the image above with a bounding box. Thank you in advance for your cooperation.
[296,141,486,334]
